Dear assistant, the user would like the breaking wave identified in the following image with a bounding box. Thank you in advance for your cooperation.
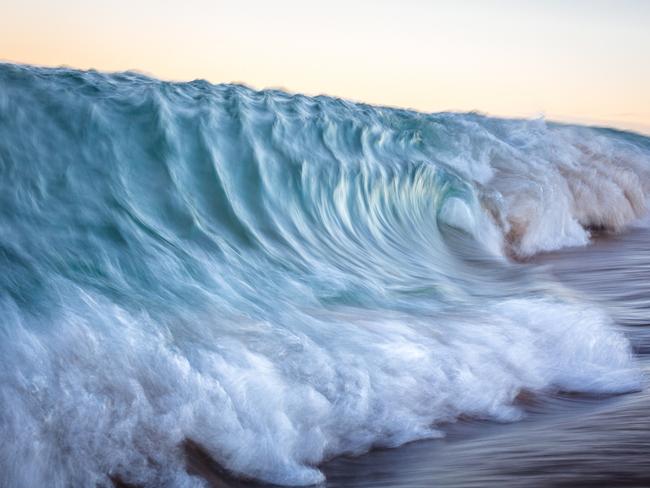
[0,63,648,487]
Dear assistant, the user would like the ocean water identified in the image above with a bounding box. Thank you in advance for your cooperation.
[0,63,649,487]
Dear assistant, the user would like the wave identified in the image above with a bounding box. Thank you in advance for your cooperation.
[0,63,648,487]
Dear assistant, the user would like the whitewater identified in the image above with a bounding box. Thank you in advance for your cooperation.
[1,63,649,487]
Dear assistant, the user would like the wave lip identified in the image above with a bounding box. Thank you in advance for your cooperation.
[0,63,648,487]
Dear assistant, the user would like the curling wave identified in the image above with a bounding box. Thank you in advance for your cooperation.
[0,63,648,487]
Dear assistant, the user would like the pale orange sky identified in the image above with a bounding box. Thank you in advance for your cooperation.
[2,0,649,134]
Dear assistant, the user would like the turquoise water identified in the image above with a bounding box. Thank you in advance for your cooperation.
[0,63,649,487]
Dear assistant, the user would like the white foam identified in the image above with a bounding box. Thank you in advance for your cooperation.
[0,292,640,486]
[444,120,650,256]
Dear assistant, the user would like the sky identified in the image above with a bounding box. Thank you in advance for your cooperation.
[1,0,649,134]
